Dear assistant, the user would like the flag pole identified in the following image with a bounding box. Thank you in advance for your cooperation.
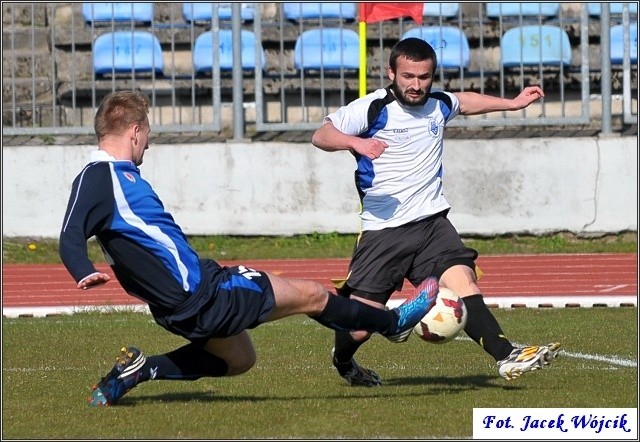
[358,3,367,97]
[358,3,423,97]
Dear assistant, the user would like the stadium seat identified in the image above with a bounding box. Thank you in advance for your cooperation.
[182,3,255,23]
[92,31,163,76]
[82,3,153,25]
[193,29,266,73]
[283,3,357,21]
[486,3,560,19]
[500,25,572,68]
[401,26,470,69]
[293,28,360,70]
[422,3,460,19]
[587,3,638,17]
[610,23,638,64]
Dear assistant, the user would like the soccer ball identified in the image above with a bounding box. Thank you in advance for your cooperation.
[413,287,467,344]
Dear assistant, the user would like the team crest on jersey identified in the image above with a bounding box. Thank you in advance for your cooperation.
[428,118,439,136]
[123,172,136,183]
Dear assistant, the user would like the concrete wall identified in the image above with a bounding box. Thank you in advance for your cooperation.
[2,136,637,238]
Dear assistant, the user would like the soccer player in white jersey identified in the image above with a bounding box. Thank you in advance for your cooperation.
[312,37,561,386]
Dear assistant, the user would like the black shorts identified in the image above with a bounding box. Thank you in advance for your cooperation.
[343,210,478,303]
[151,260,276,342]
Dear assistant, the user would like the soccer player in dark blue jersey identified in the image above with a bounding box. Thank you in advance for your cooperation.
[59,90,438,406]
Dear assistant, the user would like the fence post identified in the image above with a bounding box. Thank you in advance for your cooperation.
[231,3,245,140]
[599,3,612,135]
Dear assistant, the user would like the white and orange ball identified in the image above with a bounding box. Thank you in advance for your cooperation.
[413,287,467,344]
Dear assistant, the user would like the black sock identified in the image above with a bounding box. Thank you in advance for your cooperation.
[333,330,366,363]
[463,294,514,361]
[311,294,396,335]
[138,343,229,382]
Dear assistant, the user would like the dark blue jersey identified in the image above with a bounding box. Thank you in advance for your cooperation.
[59,152,209,311]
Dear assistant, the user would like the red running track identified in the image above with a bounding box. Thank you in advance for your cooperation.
[2,254,637,317]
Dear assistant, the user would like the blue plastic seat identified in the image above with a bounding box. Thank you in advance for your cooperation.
[193,29,265,73]
[486,3,560,19]
[283,3,357,20]
[294,28,360,70]
[610,23,638,64]
[82,3,153,25]
[501,25,572,68]
[401,26,470,69]
[422,3,460,19]
[93,31,163,76]
[182,3,255,23]
[588,3,638,16]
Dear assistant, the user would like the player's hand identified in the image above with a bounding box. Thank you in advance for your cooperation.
[352,138,388,160]
[513,86,545,109]
[77,272,111,290]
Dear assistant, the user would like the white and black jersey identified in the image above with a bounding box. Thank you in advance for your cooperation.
[325,86,460,231]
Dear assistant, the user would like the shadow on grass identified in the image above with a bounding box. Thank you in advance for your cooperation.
[116,373,520,406]
[384,374,524,391]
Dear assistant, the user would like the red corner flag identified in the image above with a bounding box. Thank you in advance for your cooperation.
[360,3,423,24]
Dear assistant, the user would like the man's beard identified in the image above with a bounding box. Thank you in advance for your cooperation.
[391,81,430,107]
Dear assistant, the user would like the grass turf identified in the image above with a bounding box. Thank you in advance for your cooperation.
[2,231,637,263]
[2,308,637,439]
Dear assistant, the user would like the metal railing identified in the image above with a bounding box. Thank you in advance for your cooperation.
[1,2,637,137]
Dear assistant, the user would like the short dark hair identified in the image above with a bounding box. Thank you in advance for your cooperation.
[389,38,438,73]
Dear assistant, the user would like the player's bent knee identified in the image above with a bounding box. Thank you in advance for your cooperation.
[226,358,256,376]
[350,329,373,342]
[202,332,256,376]
[440,264,480,296]
[296,280,331,313]
[226,347,258,376]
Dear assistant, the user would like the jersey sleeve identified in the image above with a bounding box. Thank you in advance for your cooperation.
[324,94,378,136]
[59,163,114,283]
[442,90,460,124]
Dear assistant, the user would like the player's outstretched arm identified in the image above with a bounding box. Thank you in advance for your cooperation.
[455,86,544,116]
[312,121,388,160]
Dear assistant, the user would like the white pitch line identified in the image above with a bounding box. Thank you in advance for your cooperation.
[557,349,638,368]
[2,295,637,318]
[2,304,150,318]
[386,295,637,309]
[507,340,637,368]
[454,337,638,368]
[3,366,88,373]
